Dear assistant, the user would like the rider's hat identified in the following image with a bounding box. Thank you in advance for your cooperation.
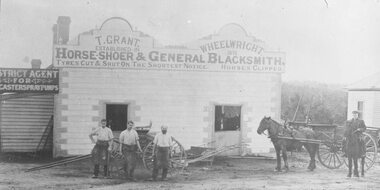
[352,110,359,114]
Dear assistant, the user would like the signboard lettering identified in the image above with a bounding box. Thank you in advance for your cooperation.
[53,30,285,73]
[0,68,59,94]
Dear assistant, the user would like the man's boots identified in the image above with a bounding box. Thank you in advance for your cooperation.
[354,169,359,177]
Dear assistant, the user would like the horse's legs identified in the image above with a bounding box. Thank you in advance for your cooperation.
[303,143,317,171]
[361,157,365,177]
[281,145,289,171]
[310,144,318,170]
[304,144,313,170]
[274,145,282,172]
[353,158,359,177]
[347,157,352,177]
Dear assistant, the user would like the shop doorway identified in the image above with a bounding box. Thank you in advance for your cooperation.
[214,105,242,155]
[106,104,128,132]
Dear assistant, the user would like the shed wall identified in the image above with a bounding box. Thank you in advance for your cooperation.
[0,95,54,152]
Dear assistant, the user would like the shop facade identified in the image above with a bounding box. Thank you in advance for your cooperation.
[50,17,286,157]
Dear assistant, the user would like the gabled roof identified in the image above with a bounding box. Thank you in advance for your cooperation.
[346,72,380,91]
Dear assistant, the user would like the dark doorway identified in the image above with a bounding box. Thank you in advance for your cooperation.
[106,104,128,131]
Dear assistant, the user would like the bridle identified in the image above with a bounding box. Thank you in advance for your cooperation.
[260,118,287,139]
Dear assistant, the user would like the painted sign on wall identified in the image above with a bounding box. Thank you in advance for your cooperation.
[53,18,286,73]
[0,68,59,93]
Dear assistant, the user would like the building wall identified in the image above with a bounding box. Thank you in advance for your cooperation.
[373,92,380,127]
[347,91,377,126]
[0,95,54,152]
[53,68,281,157]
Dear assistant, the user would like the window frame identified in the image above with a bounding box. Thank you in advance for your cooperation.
[214,105,242,132]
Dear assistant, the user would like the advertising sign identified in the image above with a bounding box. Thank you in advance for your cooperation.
[53,18,286,73]
[0,68,59,93]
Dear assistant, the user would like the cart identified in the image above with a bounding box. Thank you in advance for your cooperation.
[282,121,378,170]
[26,124,244,173]
[108,125,187,173]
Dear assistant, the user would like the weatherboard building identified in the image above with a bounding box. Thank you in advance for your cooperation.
[346,72,380,127]
[0,16,286,157]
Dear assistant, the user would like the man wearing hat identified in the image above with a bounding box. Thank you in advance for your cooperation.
[343,111,366,158]
[151,125,173,181]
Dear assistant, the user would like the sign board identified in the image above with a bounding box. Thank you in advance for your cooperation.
[0,68,59,93]
[53,18,285,73]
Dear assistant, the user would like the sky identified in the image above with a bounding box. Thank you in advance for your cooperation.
[0,0,379,85]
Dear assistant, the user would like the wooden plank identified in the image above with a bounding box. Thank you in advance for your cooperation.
[2,106,53,110]
[0,93,50,101]
[1,133,46,136]
[0,108,53,112]
[0,114,52,119]
[1,117,51,121]
[0,119,51,123]
[2,138,47,141]
[1,126,46,130]
[4,98,54,103]
[2,101,54,106]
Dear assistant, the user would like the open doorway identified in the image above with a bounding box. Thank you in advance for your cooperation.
[214,105,242,155]
[106,104,128,132]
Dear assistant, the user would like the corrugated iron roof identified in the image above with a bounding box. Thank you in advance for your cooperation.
[346,72,380,91]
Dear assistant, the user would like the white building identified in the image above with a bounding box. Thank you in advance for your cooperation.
[1,17,286,157]
[346,72,380,127]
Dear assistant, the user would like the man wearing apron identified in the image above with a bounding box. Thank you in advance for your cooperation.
[152,125,173,181]
[119,121,142,181]
[89,119,114,178]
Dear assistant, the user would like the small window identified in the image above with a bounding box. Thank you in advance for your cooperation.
[106,104,128,131]
[215,105,241,131]
[357,101,364,119]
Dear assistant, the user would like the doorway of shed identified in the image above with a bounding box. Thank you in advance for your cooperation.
[106,104,128,132]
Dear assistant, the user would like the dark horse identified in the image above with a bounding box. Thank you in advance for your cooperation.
[344,130,365,177]
[257,116,319,172]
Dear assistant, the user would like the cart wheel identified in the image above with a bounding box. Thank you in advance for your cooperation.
[317,141,344,169]
[142,141,155,170]
[142,137,187,171]
[343,132,377,171]
[107,140,126,176]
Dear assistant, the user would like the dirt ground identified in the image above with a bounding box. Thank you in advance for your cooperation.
[1,152,380,190]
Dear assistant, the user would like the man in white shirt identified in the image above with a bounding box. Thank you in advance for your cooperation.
[89,119,114,178]
[152,125,172,181]
[119,121,142,181]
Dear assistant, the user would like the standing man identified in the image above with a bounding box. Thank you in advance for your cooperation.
[344,110,367,158]
[152,125,172,181]
[89,119,114,178]
[119,121,142,181]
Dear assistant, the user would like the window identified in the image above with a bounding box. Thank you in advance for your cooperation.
[357,101,364,119]
[106,104,128,131]
[215,105,241,131]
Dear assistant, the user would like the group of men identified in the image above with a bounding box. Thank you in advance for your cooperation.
[89,119,172,181]
[88,111,367,180]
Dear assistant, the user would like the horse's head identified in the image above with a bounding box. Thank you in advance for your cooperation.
[257,116,272,135]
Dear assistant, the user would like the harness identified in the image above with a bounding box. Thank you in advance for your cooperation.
[266,119,294,140]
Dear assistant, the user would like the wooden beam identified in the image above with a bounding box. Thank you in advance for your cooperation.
[0,93,47,101]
